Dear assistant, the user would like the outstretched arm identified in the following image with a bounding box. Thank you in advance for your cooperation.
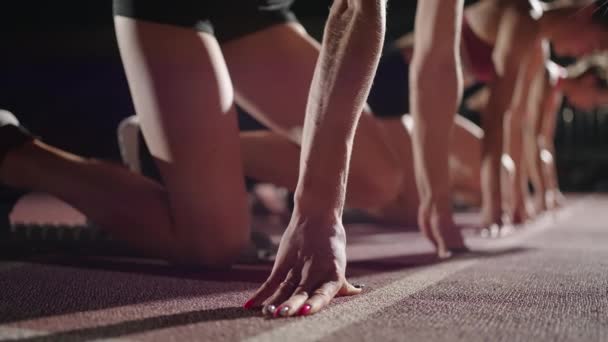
[410,0,465,256]
[479,8,537,227]
[539,75,564,209]
[245,0,387,317]
[519,49,549,220]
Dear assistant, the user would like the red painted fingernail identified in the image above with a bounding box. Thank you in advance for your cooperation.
[243,299,254,310]
[299,304,312,316]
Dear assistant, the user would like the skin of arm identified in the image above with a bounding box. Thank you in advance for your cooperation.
[480,5,537,226]
[410,0,466,255]
[294,0,387,222]
[526,58,608,214]
[538,62,608,207]
[246,0,387,316]
[519,48,549,218]
[538,74,563,205]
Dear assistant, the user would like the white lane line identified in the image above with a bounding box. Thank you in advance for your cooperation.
[245,259,476,342]
[0,327,47,339]
[0,326,136,342]
[246,196,587,342]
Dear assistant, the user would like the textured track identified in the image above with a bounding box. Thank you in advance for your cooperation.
[1,195,606,341]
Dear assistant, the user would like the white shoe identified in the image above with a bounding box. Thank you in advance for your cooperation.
[0,109,20,127]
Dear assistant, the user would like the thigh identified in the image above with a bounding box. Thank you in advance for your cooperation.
[221,22,317,141]
[114,17,249,249]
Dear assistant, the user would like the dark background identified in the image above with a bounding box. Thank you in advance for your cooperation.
[0,1,606,191]
[0,1,415,158]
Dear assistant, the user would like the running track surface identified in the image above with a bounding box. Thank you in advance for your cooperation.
[1,194,607,341]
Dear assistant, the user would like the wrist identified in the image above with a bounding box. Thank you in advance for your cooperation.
[288,206,346,243]
[292,190,342,227]
[292,168,347,222]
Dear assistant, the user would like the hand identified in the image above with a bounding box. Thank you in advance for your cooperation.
[418,197,468,259]
[244,213,360,317]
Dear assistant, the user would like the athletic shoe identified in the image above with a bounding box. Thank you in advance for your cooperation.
[118,115,163,183]
[0,109,32,237]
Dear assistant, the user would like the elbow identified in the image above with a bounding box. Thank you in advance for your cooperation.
[325,0,386,55]
[410,41,460,89]
[347,0,387,13]
[411,30,459,74]
[410,56,462,103]
[411,58,460,85]
[329,0,386,22]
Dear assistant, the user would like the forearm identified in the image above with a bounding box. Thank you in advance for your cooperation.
[512,85,541,209]
[482,80,516,219]
[539,90,562,191]
[410,0,463,209]
[539,89,561,151]
[482,19,539,219]
[294,0,386,221]
[527,134,546,204]
[521,61,554,207]
[506,106,527,198]
[524,88,551,204]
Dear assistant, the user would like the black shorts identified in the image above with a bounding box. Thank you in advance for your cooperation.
[113,0,297,43]
[367,47,488,122]
[367,47,411,118]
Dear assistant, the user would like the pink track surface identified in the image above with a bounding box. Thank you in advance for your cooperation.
[1,194,607,341]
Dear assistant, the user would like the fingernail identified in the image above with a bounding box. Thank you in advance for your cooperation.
[243,299,254,310]
[298,304,312,316]
[353,284,366,289]
[263,304,276,316]
[278,306,290,317]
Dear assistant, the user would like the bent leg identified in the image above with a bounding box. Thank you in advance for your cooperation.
[240,131,300,191]
[115,17,250,265]
[1,139,176,257]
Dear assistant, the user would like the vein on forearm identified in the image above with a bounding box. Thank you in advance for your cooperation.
[295,1,385,217]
